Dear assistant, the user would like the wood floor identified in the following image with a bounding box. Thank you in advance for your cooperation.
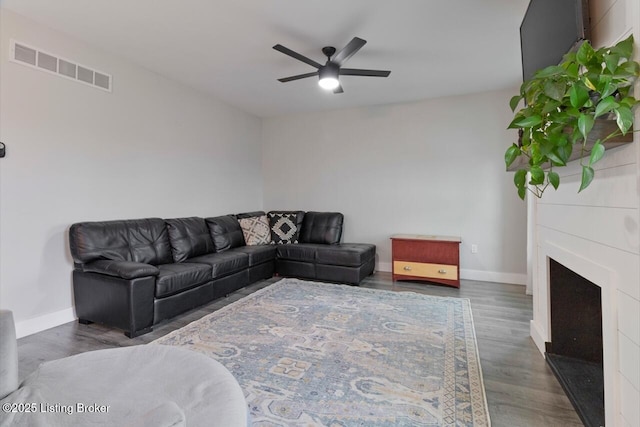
[17,272,583,427]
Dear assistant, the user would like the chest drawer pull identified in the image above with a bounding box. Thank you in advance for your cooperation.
[438,269,447,274]
[403,266,412,271]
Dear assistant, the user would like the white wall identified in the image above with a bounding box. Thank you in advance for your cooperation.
[529,0,640,425]
[262,90,527,284]
[0,9,263,336]
[0,8,529,338]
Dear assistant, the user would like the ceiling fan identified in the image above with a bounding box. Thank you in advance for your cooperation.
[273,37,391,94]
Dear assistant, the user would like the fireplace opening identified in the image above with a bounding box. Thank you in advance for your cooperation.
[546,258,604,427]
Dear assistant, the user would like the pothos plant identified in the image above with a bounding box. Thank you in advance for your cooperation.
[505,35,640,199]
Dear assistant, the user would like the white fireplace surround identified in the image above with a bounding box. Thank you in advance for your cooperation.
[531,234,619,426]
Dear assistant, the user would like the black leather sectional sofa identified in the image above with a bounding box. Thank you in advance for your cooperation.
[69,211,375,337]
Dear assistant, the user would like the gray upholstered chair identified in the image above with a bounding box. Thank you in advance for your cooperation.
[0,310,249,426]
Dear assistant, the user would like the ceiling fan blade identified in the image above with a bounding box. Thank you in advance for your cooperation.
[339,68,391,77]
[333,84,344,94]
[273,44,322,69]
[277,72,319,83]
[332,37,367,65]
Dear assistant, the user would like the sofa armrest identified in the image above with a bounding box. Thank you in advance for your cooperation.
[73,271,155,337]
[82,260,159,279]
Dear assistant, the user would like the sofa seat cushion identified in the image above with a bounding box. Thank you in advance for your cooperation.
[156,263,212,298]
[275,244,325,263]
[231,245,277,266]
[189,252,249,279]
[315,243,376,267]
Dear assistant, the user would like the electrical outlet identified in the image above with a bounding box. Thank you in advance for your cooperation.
[471,244,478,254]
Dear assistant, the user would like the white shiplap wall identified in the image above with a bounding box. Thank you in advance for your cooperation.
[529,0,640,425]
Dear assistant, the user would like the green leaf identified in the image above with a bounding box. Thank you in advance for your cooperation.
[529,166,545,185]
[508,115,543,129]
[596,75,612,94]
[577,114,595,141]
[570,127,582,144]
[517,186,526,200]
[600,81,617,99]
[548,130,569,147]
[569,85,589,108]
[589,140,605,165]
[543,81,566,101]
[548,171,560,190]
[565,62,579,78]
[505,144,520,167]
[546,151,566,166]
[521,129,531,147]
[562,51,577,64]
[619,96,639,109]
[529,141,543,163]
[514,169,527,187]
[579,166,595,192]
[604,53,620,73]
[583,76,597,91]
[617,87,630,99]
[611,35,634,58]
[514,169,527,200]
[614,106,634,134]
[594,96,619,118]
[557,143,573,163]
[534,65,565,79]
[577,41,596,65]
[509,95,522,112]
[615,60,640,77]
[542,99,561,114]
[561,107,581,119]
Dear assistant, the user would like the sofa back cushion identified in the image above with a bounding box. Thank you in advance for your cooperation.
[268,211,305,244]
[165,217,215,262]
[299,212,343,245]
[205,215,245,252]
[69,218,173,265]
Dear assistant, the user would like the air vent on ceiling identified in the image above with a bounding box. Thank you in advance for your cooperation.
[10,39,112,92]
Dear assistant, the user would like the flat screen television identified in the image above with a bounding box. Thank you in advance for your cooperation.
[520,0,591,82]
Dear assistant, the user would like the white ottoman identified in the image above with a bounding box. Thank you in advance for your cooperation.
[0,311,248,426]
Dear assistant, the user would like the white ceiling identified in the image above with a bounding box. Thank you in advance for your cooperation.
[2,0,530,118]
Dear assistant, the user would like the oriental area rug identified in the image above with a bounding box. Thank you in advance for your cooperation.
[154,278,490,426]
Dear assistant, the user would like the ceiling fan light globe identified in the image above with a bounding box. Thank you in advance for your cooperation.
[318,77,340,90]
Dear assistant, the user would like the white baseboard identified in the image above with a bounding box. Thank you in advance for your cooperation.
[376,262,526,286]
[459,269,526,285]
[15,307,76,339]
[530,320,547,355]
[377,261,392,272]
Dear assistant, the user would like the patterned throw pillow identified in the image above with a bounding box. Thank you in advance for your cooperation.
[238,215,271,246]
[268,212,300,244]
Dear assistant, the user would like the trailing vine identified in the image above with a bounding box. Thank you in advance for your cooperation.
[505,35,640,199]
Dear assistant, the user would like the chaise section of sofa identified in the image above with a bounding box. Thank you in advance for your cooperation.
[274,212,376,285]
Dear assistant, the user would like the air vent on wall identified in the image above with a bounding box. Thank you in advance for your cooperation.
[10,39,112,92]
